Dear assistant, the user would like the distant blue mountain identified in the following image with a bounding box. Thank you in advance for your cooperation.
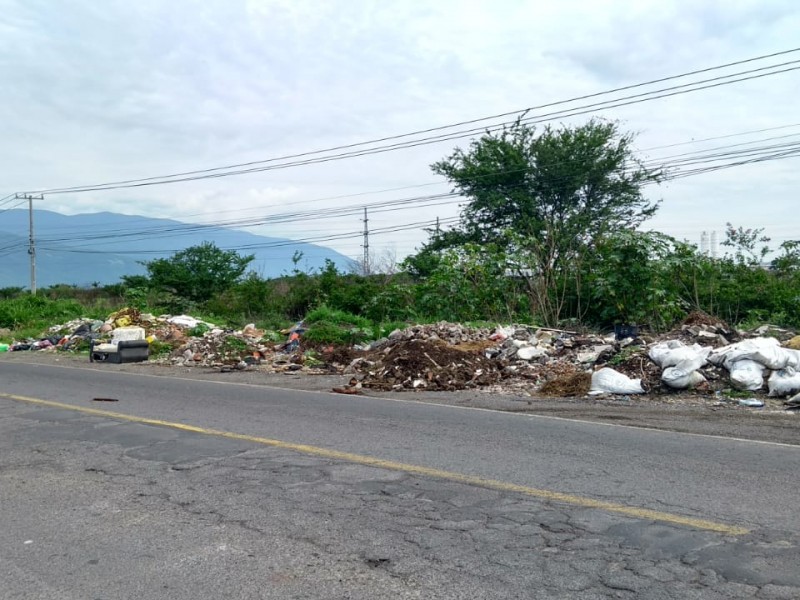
[0,209,354,288]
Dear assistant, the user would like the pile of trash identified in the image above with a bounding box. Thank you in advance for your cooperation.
[335,315,800,407]
[13,308,322,372]
[349,339,501,391]
[6,307,800,407]
[3,307,174,352]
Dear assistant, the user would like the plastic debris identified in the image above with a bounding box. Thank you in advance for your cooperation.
[768,368,800,397]
[738,398,764,408]
[589,368,645,395]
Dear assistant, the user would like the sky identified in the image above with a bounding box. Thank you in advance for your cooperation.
[1,0,798,265]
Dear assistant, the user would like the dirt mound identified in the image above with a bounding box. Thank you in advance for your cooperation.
[310,344,360,367]
[359,339,502,391]
[681,310,732,331]
[539,371,591,397]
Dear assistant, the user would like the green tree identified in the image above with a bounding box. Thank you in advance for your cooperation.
[143,242,254,304]
[420,119,662,325]
[588,230,690,329]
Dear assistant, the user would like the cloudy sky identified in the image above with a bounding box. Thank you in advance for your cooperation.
[1,0,798,263]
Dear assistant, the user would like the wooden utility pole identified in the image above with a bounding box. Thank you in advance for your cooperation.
[14,193,43,295]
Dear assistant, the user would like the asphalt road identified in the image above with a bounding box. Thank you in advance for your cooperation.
[2,360,799,599]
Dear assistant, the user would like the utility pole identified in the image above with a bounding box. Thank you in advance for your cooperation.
[14,193,43,295]
[435,216,440,235]
[362,206,370,276]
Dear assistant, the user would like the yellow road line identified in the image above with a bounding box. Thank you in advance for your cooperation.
[1,392,750,535]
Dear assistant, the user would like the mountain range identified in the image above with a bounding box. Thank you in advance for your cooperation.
[0,209,353,288]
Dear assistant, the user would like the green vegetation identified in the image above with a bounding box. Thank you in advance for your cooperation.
[1,121,797,343]
[0,294,101,333]
[188,323,211,337]
[607,344,642,366]
[143,242,254,306]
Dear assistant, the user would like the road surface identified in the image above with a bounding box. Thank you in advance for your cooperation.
[1,360,799,599]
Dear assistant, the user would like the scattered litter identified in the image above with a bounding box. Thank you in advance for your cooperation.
[738,398,764,408]
[9,307,800,405]
[92,398,119,402]
[331,387,363,395]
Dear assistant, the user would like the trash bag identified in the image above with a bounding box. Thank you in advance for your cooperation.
[662,366,706,389]
[590,368,645,395]
[710,338,800,370]
[768,368,800,397]
[649,340,710,368]
[650,341,710,389]
[729,359,766,391]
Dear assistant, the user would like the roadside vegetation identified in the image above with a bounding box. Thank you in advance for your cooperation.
[1,120,798,345]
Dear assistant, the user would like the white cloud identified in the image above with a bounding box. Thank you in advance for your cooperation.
[0,0,798,263]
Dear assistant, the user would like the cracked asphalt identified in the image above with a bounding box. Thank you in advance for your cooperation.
[1,360,799,598]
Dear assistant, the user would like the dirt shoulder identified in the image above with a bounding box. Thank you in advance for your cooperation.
[2,351,797,445]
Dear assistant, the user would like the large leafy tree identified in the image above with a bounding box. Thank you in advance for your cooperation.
[416,119,662,325]
[144,242,254,303]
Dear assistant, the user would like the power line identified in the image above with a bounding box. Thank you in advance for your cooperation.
[3,132,798,254]
[22,139,800,258]
[10,122,799,239]
[21,49,800,195]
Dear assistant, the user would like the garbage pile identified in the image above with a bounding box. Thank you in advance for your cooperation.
[337,314,800,406]
[4,307,174,352]
[350,339,501,391]
[7,307,800,406]
[6,308,326,372]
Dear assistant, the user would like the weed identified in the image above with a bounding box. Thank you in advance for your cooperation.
[188,323,210,337]
[305,306,373,330]
[721,388,754,399]
[303,322,369,346]
[221,337,248,353]
[608,345,641,366]
[148,340,173,358]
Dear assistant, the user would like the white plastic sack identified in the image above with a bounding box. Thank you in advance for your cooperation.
[709,338,800,370]
[648,340,681,366]
[516,346,547,360]
[168,315,201,328]
[590,368,645,395]
[768,368,800,397]
[662,368,706,389]
[649,340,711,368]
[729,359,766,391]
[649,341,710,389]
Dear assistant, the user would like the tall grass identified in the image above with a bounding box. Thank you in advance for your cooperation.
[0,295,106,338]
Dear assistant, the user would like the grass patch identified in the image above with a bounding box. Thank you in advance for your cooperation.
[188,323,211,337]
[305,306,373,329]
[0,296,103,337]
[721,388,756,399]
[148,339,174,358]
[303,322,370,346]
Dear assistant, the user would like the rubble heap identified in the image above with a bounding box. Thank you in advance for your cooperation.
[340,316,799,404]
[8,307,799,405]
[353,339,501,391]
